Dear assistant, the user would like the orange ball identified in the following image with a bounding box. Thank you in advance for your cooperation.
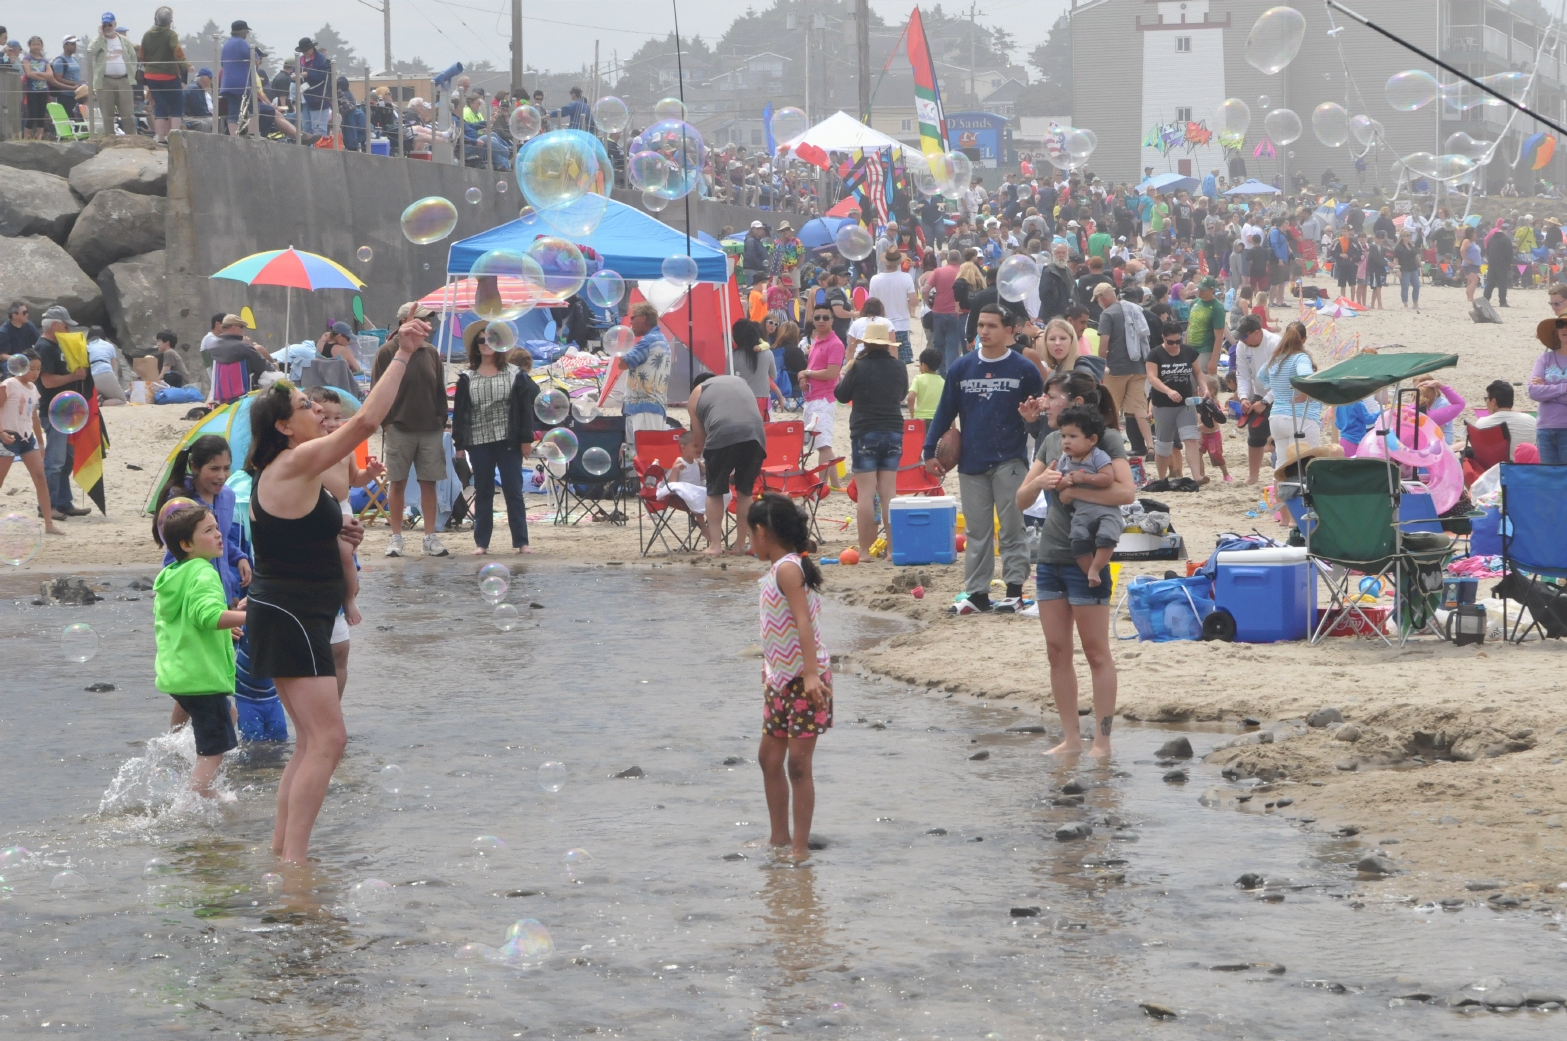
[955,533,967,552]
[839,548,860,565]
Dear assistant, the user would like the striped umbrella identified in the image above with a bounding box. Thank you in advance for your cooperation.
[210,247,366,342]
[418,276,567,314]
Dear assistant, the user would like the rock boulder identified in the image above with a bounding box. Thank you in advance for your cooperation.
[66,190,167,277]
[0,140,102,178]
[67,149,168,201]
[0,168,83,243]
[98,250,167,349]
[0,236,105,325]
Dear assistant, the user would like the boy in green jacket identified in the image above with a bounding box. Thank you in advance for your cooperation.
[155,504,248,799]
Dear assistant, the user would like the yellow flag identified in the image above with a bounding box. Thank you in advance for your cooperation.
[57,330,89,371]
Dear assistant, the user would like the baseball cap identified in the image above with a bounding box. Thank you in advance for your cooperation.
[750,220,765,229]
[231,20,249,32]
[331,321,353,338]
[63,35,79,46]
[221,313,245,327]
[101,12,116,24]
[396,301,437,322]
[1197,275,1219,291]
[42,305,74,325]
[1091,282,1116,300]
[196,67,212,79]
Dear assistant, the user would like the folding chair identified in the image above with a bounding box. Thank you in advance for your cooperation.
[209,361,249,405]
[552,415,632,525]
[47,101,91,141]
[633,429,702,554]
[1461,421,1510,487]
[1500,463,1567,642]
[845,420,945,504]
[762,420,805,475]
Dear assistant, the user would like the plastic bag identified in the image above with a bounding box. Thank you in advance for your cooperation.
[1126,575,1216,642]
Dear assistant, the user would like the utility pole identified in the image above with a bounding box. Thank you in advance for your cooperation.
[383,0,392,74]
[856,0,871,121]
[511,0,524,101]
[968,2,979,102]
[594,40,600,103]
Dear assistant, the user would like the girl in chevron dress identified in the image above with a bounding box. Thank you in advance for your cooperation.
[749,492,832,862]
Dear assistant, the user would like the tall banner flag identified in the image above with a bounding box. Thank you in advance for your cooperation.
[55,330,108,514]
[763,102,776,157]
[908,7,947,158]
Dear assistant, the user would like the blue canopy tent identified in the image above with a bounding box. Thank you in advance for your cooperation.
[1136,172,1199,194]
[1224,179,1282,195]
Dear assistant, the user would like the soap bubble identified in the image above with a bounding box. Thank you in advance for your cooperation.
[662,254,699,287]
[500,918,555,965]
[1444,131,1479,158]
[1435,154,1476,181]
[493,603,521,631]
[1349,114,1383,147]
[539,190,610,238]
[592,95,630,135]
[478,562,511,585]
[905,151,946,197]
[628,150,673,193]
[348,878,393,910]
[1386,70,1438,112]
[401,196,459,245]
[1258,95,1271,109]
[508,104,542,143]
[156,497,199,541]
[534,387,570,425]
[455,942,501,962]
[48,391,88,435]
[581,446,613,476]
[561,847,592,879]
[61,622,98,663]
[1263,108,1302,145]
[947,150,974,190]
[143,857,175,877]
[1245,6,1307,75]
[51,869,88,890]
[585,270,625,309]
[1397,152,1441,179]
[541,426,579,463]
[516,128,611,215]
[603,325,637,353]
[642,191,670,213]
[525,236,588,299]
[465,186,483,205]
[483,321,518,353]
[771,105,808,144]
[996,254,1040,303]
[0,513,44,566]
[571,397,600,423]
[653,96,687,121]
[1288,150,1295,159]
[834,224,874,261]
[261,872,284,893]
[479,575,508,604]
[537,442,567,476]
[496,179,508,194]
[356,246,373,263]
[1312,102,1350,147]
[630,120,706,201]
[1061,127,1096,160]
[379,764,404,793]
[1216,98,1251,137]
[0,846,31,870]
[538,761,567,792]
[470,249,543,321]
[472,835,506,853]
[1480,70,1528,101]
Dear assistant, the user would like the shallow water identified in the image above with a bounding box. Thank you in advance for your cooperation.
[1,561,1563,1039]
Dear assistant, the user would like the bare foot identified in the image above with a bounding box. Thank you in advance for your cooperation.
[703,546,724,557]
[1087,740,1113,758]
[785,846,812,864]
[1045,739,1084,756]
[516,545,533,554]
[471,546,488,555]
[1198,474,1211,486]
[45,525,64,536]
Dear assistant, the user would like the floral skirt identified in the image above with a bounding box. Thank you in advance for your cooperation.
[763,671,834,740]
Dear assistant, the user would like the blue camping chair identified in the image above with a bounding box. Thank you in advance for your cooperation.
[1500,463,1567,642]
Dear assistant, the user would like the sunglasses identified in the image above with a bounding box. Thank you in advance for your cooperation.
[1552,298,1567,308]
[812,315,833,321]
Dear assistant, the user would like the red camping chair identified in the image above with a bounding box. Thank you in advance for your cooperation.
[633,429,701,554]
[1462,421,1511,487]
[756,455,834,543]
[210,361,249,405]
[846,420,946,503]
[762,420,806,474]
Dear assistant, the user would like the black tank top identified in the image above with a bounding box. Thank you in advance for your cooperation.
[251,482,344,583]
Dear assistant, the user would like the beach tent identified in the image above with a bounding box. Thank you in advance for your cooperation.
[1224,179,1283,195]
[777,110,907,156]
[1136,172,1199,194]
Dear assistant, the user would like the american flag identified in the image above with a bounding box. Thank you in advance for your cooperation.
[842,147,893,226]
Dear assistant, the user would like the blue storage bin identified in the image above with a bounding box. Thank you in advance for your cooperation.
[370,138,391,156]
[1215,546,1315,642]
[889,495,957,566]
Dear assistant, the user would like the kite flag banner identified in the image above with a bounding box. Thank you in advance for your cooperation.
[70,383,109,514]
[907,7,947,158]
[763,102,776,157]
[842,147,894,226]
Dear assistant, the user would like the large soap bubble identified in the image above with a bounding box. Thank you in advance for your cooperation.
[508,104,542,143]
[630,120,706,201]
[1216,98,1252,137]
[946,150,974,190]
[653,96,687,121]
[48,391,89,434]
[1349,114,1383,147]
[912,150,955,196]
[540,427,579,464]
[61,622,98,663]
[482,321,518,353]
[662,254,699,287]
[500,918,555,965]
[642,190,670,213]
[1312,102,1350,147]
[538,761,567,792]
[603,325,638,354]
[771,105,808,144]
[526,237,588,299]
[591,95,630,135]
[1435,154,1477,181]
[571,396,600,423]
[6,355,30,376]
[586,270,625,310]
[1061,127,1096,160]
[581,446,613,476]
[538,192,610,238]
[401,196,459,245]
[493,603,521,631]
[516,128,610,215]
[834,224,874,261]
[478,561,511,586]
[1397,152,1442,179]
[1246,6,1307,75]
[997,254,1040,303]
[480,575,507,605]
[534,387,570,425]
[1479,71,1528,101]
[627,149,672,193]
[0,513,43,566]
[1385,70,1438,112]
[470,249,544,321]
[1263,108,1302,146]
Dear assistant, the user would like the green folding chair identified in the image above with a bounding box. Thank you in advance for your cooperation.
[47,101,91,141]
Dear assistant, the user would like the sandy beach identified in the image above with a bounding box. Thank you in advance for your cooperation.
[6,278,1565,903]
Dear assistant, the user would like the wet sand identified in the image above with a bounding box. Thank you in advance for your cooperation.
[7,281,1566,901]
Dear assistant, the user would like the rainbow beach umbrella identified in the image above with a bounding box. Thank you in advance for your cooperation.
[211,247,366,342]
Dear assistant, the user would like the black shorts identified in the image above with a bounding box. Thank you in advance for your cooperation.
[1245,401,1274,449]
[704,440,767,498]
[170,695,239,757]
[245,576,344,680]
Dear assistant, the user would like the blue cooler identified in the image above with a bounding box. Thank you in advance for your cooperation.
[370,137,391,156]
[1215,546,1315,642]
[889,495,957,566]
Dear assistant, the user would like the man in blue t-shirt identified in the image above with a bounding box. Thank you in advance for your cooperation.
[923,305,1045,614]
[219,21,253,134]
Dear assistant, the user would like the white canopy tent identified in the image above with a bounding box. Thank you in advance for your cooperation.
[779,110,907,156]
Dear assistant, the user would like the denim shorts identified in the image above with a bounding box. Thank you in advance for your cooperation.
[850,429,903,473]
[2,432,39,459]
[1036,561,1113,607]
[147,78,184,118]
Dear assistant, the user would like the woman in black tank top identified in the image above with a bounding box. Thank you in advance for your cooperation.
[243,323,426,867]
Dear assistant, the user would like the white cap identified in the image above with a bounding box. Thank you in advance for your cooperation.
[750,220,765,229]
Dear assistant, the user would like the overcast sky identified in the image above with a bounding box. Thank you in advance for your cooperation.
[26,1,1068,75]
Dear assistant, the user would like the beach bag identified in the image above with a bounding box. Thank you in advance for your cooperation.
[1126,574,1215,642]
[154,385,204,404]
[1119,301,1150,362]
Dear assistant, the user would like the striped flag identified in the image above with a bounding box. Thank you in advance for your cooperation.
[907,7,947,159]
[842,148,893,225]
[70,384,108,515]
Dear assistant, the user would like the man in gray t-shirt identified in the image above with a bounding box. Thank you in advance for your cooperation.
[688,373,767,556]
